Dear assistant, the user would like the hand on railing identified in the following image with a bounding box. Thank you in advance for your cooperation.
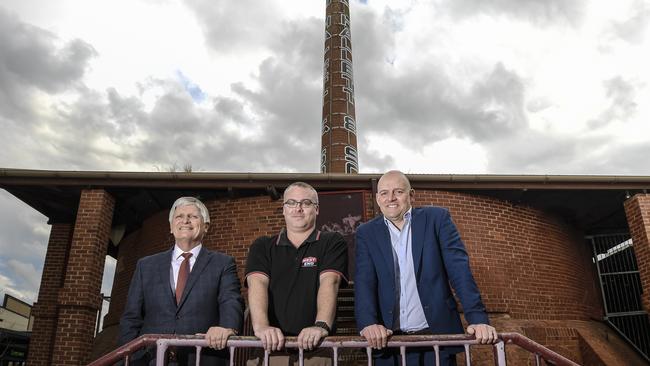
[466,323,498,344]
[360,324,393,349]
[297,325,328,350]
[253,325,285,351]
[196,326,236,350]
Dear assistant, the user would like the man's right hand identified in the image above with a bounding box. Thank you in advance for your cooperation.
[254,326,285,351]
[360,324,393,349]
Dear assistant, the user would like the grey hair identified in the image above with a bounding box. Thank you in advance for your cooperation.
[283,182,319,203]
[169,197,210,224]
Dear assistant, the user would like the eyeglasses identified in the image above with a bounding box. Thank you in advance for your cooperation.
[283,199,318,208]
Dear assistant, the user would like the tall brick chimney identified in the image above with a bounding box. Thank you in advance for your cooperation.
[321,0,358,174]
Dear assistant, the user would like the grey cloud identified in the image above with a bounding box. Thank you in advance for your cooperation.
[107,88,147,138]
[0,191,48,303]
[485,131,581,173]
[581,143,650,174]
[0,191,48,265]
[0,7,96,121]
[588,76,637,129]
[357,137,395,173]
[466,63,528,140]
[356,58,527,146]
[8,259,41,290]
[351,7,529,162]
[442,0,586,26]
[609,0,649,44]
[381,6,408,33]
[485,130,650,175]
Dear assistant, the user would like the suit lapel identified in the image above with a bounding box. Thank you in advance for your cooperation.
[411,208,425,279]
[158,248,176,308]
[374,217,396,282]
[177,246,211,310]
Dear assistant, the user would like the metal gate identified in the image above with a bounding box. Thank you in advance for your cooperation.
[588,233,650,361]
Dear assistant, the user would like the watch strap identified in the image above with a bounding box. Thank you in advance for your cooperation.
[313,321,331,335]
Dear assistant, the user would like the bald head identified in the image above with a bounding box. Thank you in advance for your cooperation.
[376,170,414,226]
[378,170,411,190]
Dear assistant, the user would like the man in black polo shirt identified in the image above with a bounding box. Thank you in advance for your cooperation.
[246,182,348,366]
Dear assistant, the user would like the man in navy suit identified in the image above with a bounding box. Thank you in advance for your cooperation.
[119,197,244,365]
[354,171,497,366]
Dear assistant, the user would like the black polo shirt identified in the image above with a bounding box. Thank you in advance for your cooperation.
[245,229,348,336]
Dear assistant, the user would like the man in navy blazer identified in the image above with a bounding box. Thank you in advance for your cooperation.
[354,171,497,366]
[119,197,244,366]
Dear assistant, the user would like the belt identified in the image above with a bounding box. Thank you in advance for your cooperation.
[394,329,430,335]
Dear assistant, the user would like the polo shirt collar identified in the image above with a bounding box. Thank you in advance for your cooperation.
[275,228,321,246]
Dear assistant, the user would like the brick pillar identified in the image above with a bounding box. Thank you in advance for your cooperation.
[51,189,115,366]
[623,194,650,313]
[26,223,74,366]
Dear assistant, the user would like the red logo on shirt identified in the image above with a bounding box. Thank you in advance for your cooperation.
[302,257,318,267]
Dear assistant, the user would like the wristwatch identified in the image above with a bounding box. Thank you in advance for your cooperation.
[313,321,331,335]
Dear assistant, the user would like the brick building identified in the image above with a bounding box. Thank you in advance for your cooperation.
[1,170,650,365]
[1,2,649,364]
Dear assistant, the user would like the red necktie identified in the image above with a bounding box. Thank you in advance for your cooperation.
[176,252,193,304]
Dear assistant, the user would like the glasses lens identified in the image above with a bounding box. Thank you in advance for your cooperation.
[283,199,317,208]
[284,200,298,207]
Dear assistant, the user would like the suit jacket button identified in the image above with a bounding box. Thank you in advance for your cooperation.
[176,315,181,319]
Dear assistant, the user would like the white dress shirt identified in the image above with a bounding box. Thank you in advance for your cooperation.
[171,244,202,290]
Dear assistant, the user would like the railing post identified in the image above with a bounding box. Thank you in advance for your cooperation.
[195,345,202,365]
[333,347,339,366]
[366,347,372,366]
[156,339,168,366]
[464,344,471,365]
[493,340,506,366]
[434,345,440,366]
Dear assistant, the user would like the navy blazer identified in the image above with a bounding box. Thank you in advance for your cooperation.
[119,246,244,365]
[354,206,488,337]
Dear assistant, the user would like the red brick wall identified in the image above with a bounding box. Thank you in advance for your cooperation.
[413,190,602,321]
[51,189,115,366]
[624,193,650,313]
[27,223,74,366]
[106,190,601,329]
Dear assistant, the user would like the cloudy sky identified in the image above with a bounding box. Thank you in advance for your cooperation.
[1,0,649,308]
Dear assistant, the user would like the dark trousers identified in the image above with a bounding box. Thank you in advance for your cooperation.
[373,348,457,366]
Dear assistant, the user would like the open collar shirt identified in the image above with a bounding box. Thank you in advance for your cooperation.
[384,209,429,332]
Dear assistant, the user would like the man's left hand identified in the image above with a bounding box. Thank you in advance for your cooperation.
[467,324,498,344]
[199,327,236,349]
[297,326,328,350]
